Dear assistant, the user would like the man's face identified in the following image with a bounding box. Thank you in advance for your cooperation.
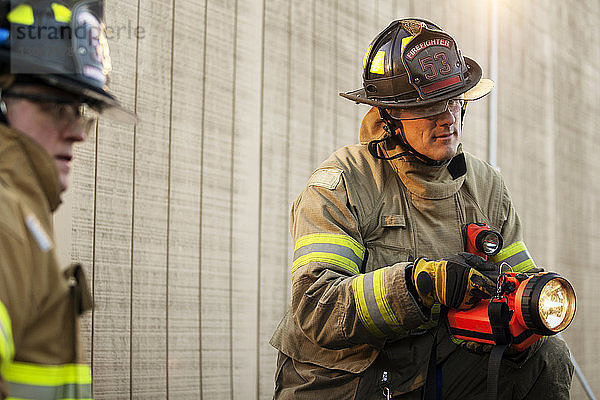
[392,99,462,162]
[5,85,88,191]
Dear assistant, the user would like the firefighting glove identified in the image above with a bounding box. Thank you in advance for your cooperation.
[408,253,496,310]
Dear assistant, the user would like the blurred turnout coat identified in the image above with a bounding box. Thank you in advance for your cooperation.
[270,107,535,399]
[0,125,93,399]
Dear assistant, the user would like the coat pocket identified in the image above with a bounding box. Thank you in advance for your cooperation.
[363,213,413,272]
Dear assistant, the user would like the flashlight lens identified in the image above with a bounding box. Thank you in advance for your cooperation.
[481,232,501,255]
[538,279,576,332]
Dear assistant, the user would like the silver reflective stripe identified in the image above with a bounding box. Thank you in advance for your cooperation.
[7,382,92,400]
[499,250,532,270]
[24,214,52,252]
[293,243,363,268]
[490,241,536,272]
[0,321,11,353]
[361,272,406,337]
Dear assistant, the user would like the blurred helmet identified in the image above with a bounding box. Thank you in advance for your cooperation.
[340,18,493,110]
[0,0,133,119]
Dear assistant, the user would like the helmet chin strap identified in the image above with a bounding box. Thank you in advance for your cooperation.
[368,108,445,166]
[0,88,8,125]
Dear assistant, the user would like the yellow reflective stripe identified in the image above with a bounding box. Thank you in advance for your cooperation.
[362,45,372,68]
[292,234,365,274]
[294,234,364,259]
[373,268,402,333]
[450,336,464,345]
[7,4,34,25]
[292,252,360,275]
[2,362,91,386]
[352,275,384,338]
[490,241,523,261]
[490,241,537,272]
[0,301,15,364]
[512,258,535,272]
[401,35,414,54]
[51,3,72,23]
[370,51,385,75]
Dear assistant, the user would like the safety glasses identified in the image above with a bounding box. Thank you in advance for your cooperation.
[387,98,465,120]
[3,92,98,137]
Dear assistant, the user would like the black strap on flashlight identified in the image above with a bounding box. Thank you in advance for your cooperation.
[487,300,513,400]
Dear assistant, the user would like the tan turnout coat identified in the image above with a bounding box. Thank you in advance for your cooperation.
[271,107,528,398]
[0,124,92,398]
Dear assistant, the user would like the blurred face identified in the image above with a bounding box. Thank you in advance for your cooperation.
[4,85,94,191]
[390,98,463,162]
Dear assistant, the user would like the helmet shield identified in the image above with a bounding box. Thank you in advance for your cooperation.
[341,19,493,109]
[400,26,465,100]
[0,0,134,121]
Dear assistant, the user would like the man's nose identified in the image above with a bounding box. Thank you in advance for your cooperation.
[64,122,86,142]
[435,108,456,126]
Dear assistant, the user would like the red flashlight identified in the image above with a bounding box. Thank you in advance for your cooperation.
[447,223,577,350]
[448,272,576,350]
[463,223,503,260]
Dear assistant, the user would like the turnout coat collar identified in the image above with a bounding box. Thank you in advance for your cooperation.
[359,106,466,200]
[0,123,62,213]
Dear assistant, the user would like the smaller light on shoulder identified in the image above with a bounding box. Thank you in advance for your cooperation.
[463,223,503,260]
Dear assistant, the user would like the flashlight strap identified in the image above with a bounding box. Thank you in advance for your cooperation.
[487,344,509,400]
[488,300,512,345]
[486,301,513,400]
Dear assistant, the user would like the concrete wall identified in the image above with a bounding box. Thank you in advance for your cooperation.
[54,0,600,398]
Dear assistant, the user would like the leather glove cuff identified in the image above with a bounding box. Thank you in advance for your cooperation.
[405,263,430,313]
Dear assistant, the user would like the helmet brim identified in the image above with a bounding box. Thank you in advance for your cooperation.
[340,56,493,108]
[37,74,136,123]
[0,49,136,123]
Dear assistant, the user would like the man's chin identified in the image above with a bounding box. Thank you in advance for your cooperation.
[428,147,458,162]
[59,174,69,192]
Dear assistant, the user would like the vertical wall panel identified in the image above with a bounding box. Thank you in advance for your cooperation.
[312,0,337,165]
[231,0,262,398]
[258,0,291,397]
[167,0,206,397]
[334,0,359,149]
[200,0,235,397]
[287,0,315,215]
[130,1,174,397]
[88,0,139,397]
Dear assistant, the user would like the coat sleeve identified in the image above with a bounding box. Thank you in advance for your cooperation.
[290,168,428,350]
[490,180,538,272]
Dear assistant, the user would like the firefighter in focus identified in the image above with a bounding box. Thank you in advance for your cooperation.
[0,1,132,398]
[270,19,573,399]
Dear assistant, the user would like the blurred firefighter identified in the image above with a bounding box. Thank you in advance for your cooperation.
[0,0,132,398]
[270,19,573,399]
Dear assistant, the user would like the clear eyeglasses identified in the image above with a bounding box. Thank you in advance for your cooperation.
[3,92,98,137]
[387,98,465,120]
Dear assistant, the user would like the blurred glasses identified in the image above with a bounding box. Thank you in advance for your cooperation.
[3,92,98,137]
[387,98,465,120]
